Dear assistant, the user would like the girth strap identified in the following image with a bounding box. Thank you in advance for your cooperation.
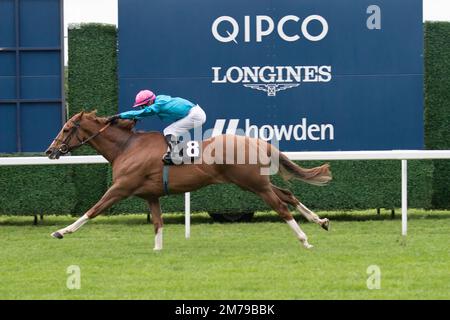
[163,165,170,195]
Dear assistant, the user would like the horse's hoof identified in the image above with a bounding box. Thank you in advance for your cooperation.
[303,242,314,249]
[153,247,162,251]
[51,232,63,239]
[321,219,330,231]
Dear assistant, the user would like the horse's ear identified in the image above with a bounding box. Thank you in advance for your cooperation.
[83,109,98,119]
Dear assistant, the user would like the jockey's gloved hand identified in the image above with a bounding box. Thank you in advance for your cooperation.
[106,114,120,124]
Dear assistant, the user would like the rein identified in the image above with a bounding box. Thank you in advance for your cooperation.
[54,120,111,154]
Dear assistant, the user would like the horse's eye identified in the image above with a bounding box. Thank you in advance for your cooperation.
[63,128,69,133]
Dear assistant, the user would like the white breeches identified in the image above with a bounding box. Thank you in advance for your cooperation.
[163,105,206,137]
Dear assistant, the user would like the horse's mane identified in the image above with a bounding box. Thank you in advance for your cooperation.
[82,109,136,132]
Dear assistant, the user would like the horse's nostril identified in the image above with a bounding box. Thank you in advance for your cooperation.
[59,144,69,154]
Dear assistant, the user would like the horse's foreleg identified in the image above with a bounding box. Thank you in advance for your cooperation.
[51,184,129,239]
[258,189,313,249]
[147,198,163,251]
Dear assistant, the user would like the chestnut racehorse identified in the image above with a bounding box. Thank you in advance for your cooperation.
[46,111,332,250]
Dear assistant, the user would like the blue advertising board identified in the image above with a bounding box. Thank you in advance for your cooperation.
[0,0,64,153]
[118,0,423,151]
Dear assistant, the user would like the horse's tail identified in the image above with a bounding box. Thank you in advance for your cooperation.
[277,151,332,186]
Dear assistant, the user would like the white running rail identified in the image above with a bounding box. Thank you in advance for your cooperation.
[1,150,450,237]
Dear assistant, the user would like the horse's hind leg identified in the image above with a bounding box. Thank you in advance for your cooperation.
[258,188,313,249]
[271,184,330,231]
[296,201,330,231]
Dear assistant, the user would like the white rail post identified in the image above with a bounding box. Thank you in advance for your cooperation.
[401,160,408,236]
[185,192,191,239]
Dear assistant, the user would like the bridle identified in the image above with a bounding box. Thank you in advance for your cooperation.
[53,120,111,154]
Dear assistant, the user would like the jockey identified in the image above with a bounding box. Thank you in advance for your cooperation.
[107,90,206,165]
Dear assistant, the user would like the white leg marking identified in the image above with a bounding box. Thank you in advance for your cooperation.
[296,203,326,226]
[286,219,313,249]
[154,227,163,251]
[53,214,90,237]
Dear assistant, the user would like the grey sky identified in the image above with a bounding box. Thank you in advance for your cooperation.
[423,0,450,21]
[64,0,118,29]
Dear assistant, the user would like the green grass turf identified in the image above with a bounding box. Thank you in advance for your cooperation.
[0,210,449,299]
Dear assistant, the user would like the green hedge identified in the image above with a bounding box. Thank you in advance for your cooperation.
[424,22,450,209]
[0,154,77,215]
[67,24,118,214]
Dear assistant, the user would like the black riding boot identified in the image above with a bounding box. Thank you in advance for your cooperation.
[162,134,179,165]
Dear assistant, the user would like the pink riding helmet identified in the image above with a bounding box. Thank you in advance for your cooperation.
[132,90,156,108]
